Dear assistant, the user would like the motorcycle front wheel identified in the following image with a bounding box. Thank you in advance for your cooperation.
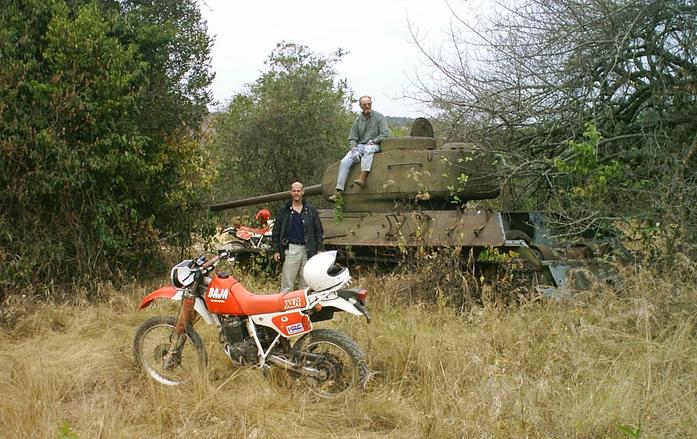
[293,328,368,398]
[132,316,207,386]
[222,240,254,264]
[222,239,248,252]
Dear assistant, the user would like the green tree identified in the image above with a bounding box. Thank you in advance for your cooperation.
[0,0,214,293]
[210,42,353,202]
[414,0,697,244]
[120,0,214,135]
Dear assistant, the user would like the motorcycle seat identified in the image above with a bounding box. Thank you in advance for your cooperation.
[238,225,270,235]
[229,281,306,315]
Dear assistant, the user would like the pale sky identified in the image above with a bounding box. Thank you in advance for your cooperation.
[198,0,485,117]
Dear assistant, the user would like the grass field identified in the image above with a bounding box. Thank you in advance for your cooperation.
[1,255,696,438]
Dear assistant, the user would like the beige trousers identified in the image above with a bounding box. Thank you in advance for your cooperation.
[280,243,307,292]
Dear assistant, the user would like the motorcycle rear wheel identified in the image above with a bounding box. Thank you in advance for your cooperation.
[133,316,207,386]
[293,328,368,398]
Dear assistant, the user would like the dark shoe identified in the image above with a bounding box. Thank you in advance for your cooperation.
[354,171,369,187]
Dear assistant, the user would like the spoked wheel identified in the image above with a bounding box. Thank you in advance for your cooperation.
[222,240,254,265]
[222,240,247,252]
[293,329,368,398]
[132,316,207,386]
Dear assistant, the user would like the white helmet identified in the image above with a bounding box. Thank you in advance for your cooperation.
[303,251,349,291]
[171,259,196,288]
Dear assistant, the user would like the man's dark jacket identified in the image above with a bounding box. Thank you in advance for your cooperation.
[272,199,324,262]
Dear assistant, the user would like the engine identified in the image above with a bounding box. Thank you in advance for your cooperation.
[219,315,254,365]
[220,315,274,365]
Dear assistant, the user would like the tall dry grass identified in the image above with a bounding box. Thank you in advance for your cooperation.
[1,254,696,438]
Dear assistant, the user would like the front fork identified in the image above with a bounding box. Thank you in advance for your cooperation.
[163,293,196,370]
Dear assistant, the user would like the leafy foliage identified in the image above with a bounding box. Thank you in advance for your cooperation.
[385,116,413,136]
[57,422,79,439]
[209,42,353,202]
[0,0,214,292]
[552,122,623,216]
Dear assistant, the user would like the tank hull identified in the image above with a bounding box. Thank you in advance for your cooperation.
[318,209,506,248]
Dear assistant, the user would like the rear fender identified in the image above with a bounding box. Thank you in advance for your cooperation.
[317,296,363,316]
[312,289,371,323]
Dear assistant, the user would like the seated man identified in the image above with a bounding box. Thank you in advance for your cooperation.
[329,95,390,201]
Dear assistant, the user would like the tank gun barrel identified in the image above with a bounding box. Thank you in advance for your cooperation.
[209,184,322,211]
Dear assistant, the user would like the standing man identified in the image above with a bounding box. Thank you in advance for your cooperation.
[272,181,324,291]
[329,95,390,201]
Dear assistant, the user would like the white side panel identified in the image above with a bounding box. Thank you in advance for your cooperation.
[194,297,219,326]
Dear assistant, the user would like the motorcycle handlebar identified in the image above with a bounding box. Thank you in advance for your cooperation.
[201,254,221,270]
[190,247,265,272]
[221,247,260,257]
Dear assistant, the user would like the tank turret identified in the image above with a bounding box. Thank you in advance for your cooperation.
[318,136,500,211]
[211,118,499,212]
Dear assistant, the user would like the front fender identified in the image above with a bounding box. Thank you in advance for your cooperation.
[138,286,181,309]
[138,286,218,327]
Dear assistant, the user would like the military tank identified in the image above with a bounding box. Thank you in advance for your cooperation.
[210,118,603,291]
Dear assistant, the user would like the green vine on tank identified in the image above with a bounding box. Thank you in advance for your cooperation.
[333,191,344,222]
[407,168,432,202]
[440,155,473,207]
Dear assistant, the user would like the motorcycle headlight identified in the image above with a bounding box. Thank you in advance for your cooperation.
[171,259,195,288]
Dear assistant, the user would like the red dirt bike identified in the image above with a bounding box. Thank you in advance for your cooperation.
[220,222,273,254]
[132,248,371,397]
[221,208,273,255]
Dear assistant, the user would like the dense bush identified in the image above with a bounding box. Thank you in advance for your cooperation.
[0,0,214,293]
[419,0,697,251]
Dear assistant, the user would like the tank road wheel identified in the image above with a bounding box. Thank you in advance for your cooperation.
[505,229,533,244]
[133,316,207,386]
[293,329,368,398]
[529,243,559,261]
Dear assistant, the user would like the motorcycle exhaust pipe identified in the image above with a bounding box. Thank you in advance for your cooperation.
[267,354,326,379]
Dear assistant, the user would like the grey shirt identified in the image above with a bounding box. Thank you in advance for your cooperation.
[348,110,390,149]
